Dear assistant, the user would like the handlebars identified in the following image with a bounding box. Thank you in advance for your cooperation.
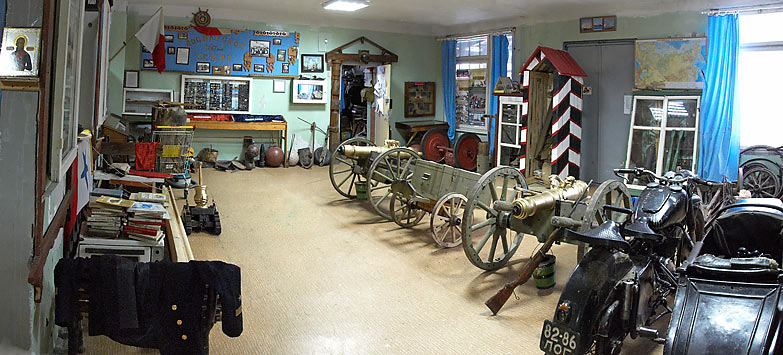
[613,167,713,186]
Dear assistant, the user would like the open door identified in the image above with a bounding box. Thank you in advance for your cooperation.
[371,64,391,145]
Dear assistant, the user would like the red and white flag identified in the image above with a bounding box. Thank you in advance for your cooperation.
[135,7,165,73]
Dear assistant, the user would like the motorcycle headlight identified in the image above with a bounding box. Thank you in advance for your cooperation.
[556,302,571,323]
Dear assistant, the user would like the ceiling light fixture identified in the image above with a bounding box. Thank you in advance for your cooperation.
[321,0,370,12]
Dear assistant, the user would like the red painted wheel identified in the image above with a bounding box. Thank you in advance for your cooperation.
[454,133,481,171]
[421,129,450,162]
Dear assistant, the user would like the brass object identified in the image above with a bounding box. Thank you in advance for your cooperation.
[194,162,210,208]
[511,176,588,219]
[341,139,421,158]
[181,334,188,341]
[171,305,177,311]
[177,320,183,325]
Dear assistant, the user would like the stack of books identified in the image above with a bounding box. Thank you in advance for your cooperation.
[125,201,170,243]
[87,196,134,238]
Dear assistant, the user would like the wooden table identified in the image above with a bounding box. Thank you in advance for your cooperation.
[190,119,288,148]
[395,120,449,146]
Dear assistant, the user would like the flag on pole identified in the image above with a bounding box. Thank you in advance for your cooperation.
[135,7,166,73]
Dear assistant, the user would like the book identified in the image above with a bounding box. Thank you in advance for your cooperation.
[128,202,167,215]
[96,196,135,209]
[124,225,159,236]
[129,192,168,203]
[91,188,123,198]
[127,219,166,227]
[127,230,164,243]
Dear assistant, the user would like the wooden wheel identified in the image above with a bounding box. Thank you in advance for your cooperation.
[430,192,467,248]
[575,179,632,261]
[389,183,426,228]
[741,160,781,198]
[461,166,528,271]
[366,147,419,221]
[329,137,374,199]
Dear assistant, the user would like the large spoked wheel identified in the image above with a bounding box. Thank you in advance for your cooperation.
[430,192,467,248]
[461,166,528,271]
[740,159,781,198]
[575,180,632,261]
[366,147,419,221]
[329,137,375,199]
[389,184,426,228]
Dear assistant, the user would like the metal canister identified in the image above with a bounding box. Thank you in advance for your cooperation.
[533,254,557,290]
[355,181,368,200]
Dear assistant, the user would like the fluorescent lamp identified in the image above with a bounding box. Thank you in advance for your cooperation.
[322,0,369,11]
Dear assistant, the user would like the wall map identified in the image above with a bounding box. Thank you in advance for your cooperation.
[141,25,300,77]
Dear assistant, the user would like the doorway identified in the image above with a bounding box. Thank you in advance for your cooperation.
[565,39,635,182]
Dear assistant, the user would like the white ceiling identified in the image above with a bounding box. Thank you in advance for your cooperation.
[122,0,771,35]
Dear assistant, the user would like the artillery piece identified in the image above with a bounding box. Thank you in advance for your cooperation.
[460,167,632,271]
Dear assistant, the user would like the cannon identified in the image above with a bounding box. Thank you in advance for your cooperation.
[460,167,632,271]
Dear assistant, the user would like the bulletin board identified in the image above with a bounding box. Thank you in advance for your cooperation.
[141,25,300,77]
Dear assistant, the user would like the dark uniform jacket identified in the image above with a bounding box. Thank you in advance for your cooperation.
[55,256,242,354]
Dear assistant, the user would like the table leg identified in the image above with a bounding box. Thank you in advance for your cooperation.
[406,131,419,146]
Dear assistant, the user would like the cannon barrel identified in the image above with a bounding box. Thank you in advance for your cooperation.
[341,144,421,159]
[511,178,588,219]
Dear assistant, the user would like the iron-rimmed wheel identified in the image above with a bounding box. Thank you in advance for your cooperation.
[366,147,419,221]
[389,185,426,228]
[329,137,375,199]
[430,192,468,248]
[454,133,481,171]
[421,128,449,162]
[461,166,528,271]
[740,158,781,198]
[574,180,632,261]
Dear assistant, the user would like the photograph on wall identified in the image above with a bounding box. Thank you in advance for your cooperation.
[277,49,286,62]
[249,40,270,57]
[233,64,243,72]
[124,70,139,88]
[223,65,231,75]
[164,35,174,43]
[301,54,324,73]
[213,66,223,75]
[273,38,282,45]
[580,18,592,32]
[604,16,616,30]
[281,63,289,74]
[0,27,41,77]
[296,83,324,101]
[167,47,175,55]
[254,64,265,72]
[592,17,603,31]
[196,62,210,73]
[176,47,190,65]
[143,59,155,68]
[178,32,188,40]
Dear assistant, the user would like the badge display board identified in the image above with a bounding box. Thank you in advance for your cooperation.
[142,26,300,77]
[181,75,252,114]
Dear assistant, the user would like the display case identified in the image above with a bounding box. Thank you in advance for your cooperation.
[123,88,174,116]
[495,94,526,169]
[181,75,252,114]
[291,79,327,104]
[404,81,436,117]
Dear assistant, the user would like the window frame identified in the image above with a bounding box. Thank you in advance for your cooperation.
[624,95,701,187]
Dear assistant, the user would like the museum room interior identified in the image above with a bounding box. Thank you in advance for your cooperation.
[2,0,783,354]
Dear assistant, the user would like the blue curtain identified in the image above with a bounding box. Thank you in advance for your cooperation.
[488,35,509,157]
[441,41,456,140]
[698,14,740,181]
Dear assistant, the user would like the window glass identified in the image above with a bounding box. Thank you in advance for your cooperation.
[739,12,783,44]
[633,99,664,127]
[663,131,696,172]
[666,99,698,128]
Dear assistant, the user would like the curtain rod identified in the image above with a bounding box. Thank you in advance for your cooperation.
[437,27,515,41]
[702,3,783,16]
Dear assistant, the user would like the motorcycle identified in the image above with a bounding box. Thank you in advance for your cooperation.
[664,198,783,354]
[539,167,705,355]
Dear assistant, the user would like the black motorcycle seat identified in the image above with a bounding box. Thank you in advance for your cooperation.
[566,221,630,252]
[623,218,664,242]
[688,254,780,283]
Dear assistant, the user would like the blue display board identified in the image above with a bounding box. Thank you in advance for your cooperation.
[141,26,300,77]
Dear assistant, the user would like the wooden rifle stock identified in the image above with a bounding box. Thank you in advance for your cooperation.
[485,228,563,315]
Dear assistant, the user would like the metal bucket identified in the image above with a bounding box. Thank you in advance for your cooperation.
[355,181,368,200]
[533,254,556,290]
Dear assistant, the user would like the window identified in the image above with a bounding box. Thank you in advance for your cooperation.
[738,12,783,147]
[453,33,513,134]
[625,96,700,186]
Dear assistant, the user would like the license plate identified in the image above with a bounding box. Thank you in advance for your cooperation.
[540,320,580,355]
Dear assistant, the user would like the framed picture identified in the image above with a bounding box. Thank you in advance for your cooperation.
[281,63,289,74]
[164,35,174,43]
[301,54,324,73]
[249,40,270,57]
[254,64,264,72]
[196,62,210,73]
[292,79,326,103]
[233,64,243,72]
[592,18,603,31]
[176,47,189,65]
[167,46,175,55]
[124,70,139,88]
[223,65,231,75]
[276,49,286,62]
[142,59,155,68]
[604,16,616,30]
[580,15,616,33]
[0,27,42,77]
[273,79,286,93]
[178,32,188,40]
[273,38,282,45]
[213,66,223,75]
[580,18,592,32]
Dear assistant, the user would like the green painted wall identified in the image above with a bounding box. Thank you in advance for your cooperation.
[113,11,443,159]
[512,11,708,80]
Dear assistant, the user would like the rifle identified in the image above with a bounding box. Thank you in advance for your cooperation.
[484,227,563,315]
